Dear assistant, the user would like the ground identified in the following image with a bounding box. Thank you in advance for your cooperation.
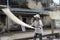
[0,29,60,40]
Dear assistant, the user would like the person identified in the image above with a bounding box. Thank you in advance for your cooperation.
[31,14,43,40]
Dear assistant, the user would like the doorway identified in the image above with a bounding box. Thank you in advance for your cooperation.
[22,17,27,23]
[21,17,27,32]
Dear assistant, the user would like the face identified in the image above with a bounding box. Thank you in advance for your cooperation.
[35,17,40,20]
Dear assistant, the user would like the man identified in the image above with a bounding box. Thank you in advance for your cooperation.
[31,14,43,40]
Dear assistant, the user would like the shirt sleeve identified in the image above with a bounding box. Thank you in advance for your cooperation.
[39,20,43,27]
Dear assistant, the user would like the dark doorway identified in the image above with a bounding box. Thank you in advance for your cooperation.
[22,17,26,23]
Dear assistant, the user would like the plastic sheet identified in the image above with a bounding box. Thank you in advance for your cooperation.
[2,8,34,29]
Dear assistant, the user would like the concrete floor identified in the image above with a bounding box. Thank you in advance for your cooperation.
[1,37,60,40]
[29,37,60,40]
[0,29,60,40]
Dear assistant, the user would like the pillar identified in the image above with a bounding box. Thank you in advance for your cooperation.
[6,17,12,31]
[19,15,26,32]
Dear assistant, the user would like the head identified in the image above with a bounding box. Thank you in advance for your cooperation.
[34,14,40,20]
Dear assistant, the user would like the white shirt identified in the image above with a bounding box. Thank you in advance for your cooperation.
[32,20,43,33]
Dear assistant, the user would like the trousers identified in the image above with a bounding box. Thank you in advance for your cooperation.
[34,33,42,40]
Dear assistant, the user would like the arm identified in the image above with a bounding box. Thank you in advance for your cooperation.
[29,21,35,29]
[31,21,35,26]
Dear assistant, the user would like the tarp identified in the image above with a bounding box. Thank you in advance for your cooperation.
[49,11,60,19]
[27,0,44,10]
[2,8,34,29]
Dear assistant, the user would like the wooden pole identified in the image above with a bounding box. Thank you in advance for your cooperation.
[51,19,54,33]
[51,19,55,40]
[6,0,10,32]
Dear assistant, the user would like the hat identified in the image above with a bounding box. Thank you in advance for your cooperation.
[34,14,40,18]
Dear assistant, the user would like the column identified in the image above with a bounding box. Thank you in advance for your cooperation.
[31,18,34,24]
[19,15,26,32]
[6,17,12,30]
[21,25,26,32]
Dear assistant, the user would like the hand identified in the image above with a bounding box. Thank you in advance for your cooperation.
[29,25,35,29]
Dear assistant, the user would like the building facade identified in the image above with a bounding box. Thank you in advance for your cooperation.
[0,0,52,31]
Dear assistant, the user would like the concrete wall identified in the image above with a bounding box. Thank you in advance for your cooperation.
[43,16,51,25]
